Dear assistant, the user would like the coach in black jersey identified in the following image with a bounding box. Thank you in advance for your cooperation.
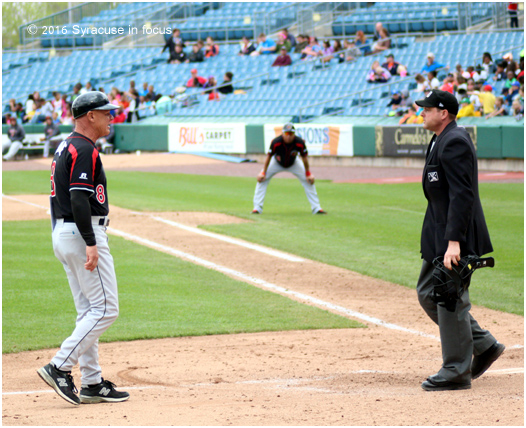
[38,92,129,406]
[252,123,326,214]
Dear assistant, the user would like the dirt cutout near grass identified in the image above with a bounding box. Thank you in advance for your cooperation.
[2,194,523,426]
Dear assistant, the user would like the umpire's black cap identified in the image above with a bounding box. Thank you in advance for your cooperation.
[415,89,459,115]
[72,91,119,119]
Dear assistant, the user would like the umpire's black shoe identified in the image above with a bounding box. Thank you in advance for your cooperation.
[37,363,80,405]
[421,374,471,391]
[80,378,130,404]
[472,342,506,380]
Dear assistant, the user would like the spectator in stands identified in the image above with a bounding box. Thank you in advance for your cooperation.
[71,83,82,103]
[275,32,291,53]
[272,47,292,67]
[373,22,389,42]
[481,52,497,77]
[112,106,127,123]
[170,44,187,64]
[366,60,391,83]
[25,94,35,119]
[251,33,276,56]
[51,111,61,125]
[139,82,149,97]
[401,89,413,109]
[421,52,446,73]
[386,90,402,112]
[147,84,157,100]
[322,40,342,63]
[440,73,455,94]
[508,2,519,28]
[128,80,136,94]
[504,70,518,91]
[23,101,36,123]
[372,28,390,54]
[339,40,361,62]
[399,105,419,124]
[62,104,74,125]
[415,74,430,92]
[382,53,406,77]
[218,71,234,95]
[14,103,25,123]
[320,40,334,61]
[52,91,66,117]
[282,28,296,47]
[301,36,322,60]
[203,76,220,101]
[486,96,509,119]
[505,81,521,105]
[294,35,309,53]
[30,98,53,124]
[125,89,139,122]
[41,116,61,158]
[188,43,205,63]
[2,113,13,125]
[239,35,256,55]
[84,82,93,94]
[478,84,496,115]
[205,36,219,58]
[427,70,440,89]
[3,117,25,161]
[162,28,184,63]
[492,61,507,81]
[502,52,518,75]
[186,69,207,88]
[6,98,16,115]
[355,30,371,55]
[517,54,524,84]
[511,98,524,119]
[456,98,475,119]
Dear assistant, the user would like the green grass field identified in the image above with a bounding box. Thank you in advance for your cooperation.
[3,170,523,352]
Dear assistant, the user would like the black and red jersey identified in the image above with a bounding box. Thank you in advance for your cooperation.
[268,135,308,168]
[50,132,109,218]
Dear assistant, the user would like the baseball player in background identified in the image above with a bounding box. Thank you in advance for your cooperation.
[252,123,327,214]
[37,92,129,405]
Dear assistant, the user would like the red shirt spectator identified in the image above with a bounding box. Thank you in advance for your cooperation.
[186,69,207,87]
[112,107,127,123]
[272,48,292,67]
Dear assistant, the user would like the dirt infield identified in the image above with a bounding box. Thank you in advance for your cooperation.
[2,154,523,426]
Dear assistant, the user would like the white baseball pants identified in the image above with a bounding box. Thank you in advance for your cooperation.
[51,218,119,386]
[2,141,23,161]
[253,156,322,213]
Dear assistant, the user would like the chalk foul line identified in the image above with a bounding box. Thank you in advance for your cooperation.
[108,226,440,340]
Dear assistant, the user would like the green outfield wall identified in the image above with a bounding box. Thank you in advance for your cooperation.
[3,122,524,160]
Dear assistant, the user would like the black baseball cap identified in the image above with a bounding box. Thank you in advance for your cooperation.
[282,123,295,133]
[415,89,459,115]
[72,91,119,119]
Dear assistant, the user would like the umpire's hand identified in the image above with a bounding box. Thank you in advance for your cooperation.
[85,245,99,271]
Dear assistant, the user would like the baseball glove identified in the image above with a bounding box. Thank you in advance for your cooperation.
[431,255,495,312]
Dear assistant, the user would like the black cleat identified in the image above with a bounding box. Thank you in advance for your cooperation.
[472,342,505,380]
[37,363,80,405]
[251,209,260,214]
[315,209,328,214]
[79,378,130,404]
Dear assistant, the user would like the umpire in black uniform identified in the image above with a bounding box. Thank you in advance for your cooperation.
[415,90,505,391]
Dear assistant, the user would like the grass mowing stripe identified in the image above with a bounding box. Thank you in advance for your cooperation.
[2,220,361,354]
[3,170,523,315]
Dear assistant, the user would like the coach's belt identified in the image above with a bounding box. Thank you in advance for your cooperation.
[61,216,110,226]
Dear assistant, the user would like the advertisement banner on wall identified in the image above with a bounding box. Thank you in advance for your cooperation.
[168,123,246,153]
[263,124,354,156]
[375,125,477,157]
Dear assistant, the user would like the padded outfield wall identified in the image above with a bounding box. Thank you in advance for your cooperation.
[2,120,524,160]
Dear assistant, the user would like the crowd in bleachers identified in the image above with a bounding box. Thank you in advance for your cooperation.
[3,19,524,132]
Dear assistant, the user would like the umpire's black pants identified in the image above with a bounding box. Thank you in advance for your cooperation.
[417,260,496,383]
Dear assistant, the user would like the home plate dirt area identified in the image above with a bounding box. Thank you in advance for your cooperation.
[2,154,523,426]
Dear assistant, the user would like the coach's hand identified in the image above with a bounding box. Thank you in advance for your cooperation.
[306,171,315,185]
[85,245,99,271]
[257,171,266,182]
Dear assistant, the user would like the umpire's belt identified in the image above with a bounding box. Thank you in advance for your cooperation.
[61,216,110,226]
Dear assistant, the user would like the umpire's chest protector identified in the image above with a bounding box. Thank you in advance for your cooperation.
[420,122,493,263]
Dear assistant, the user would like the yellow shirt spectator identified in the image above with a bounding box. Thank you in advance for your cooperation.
[478,85,496,115]
[457,98,475,118]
